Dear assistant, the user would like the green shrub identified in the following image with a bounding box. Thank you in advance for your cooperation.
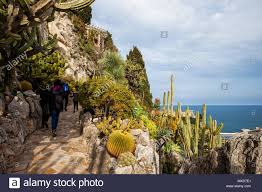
[140,115,158,139]
[20,51,66,88]
[79,76,137,118]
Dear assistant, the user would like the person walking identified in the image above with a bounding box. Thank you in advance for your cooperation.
[72,87,79,113]
[63,82,70,111]
[39,88,51,128]
[50,79,64,137]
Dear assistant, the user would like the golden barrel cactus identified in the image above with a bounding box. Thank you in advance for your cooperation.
[106,130,136,157]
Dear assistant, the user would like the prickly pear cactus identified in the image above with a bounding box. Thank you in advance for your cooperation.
[106,130,136,157]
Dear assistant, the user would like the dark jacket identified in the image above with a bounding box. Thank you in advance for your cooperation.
[50,85,64,112]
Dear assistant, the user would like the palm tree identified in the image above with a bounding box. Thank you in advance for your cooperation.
[98,51,127,83]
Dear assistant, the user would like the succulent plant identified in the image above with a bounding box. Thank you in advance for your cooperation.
[106,130,136,157]
[117,152,137,167]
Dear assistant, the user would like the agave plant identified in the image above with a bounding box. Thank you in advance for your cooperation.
[0,0,95,89]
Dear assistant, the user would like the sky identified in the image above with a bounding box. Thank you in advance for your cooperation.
[91,0,262,105]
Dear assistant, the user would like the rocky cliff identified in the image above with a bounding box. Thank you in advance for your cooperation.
[167,128,262,174]
[0,91,42,173]
[41,11,108,80]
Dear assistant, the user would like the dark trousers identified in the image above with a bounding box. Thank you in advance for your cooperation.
[73,101,78,112]
[51,111,60,130]
[64,93,69,110]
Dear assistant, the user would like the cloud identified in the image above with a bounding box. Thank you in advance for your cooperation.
[92,0,262,104]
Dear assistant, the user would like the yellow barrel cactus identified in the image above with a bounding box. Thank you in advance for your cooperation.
[106,130,136,157]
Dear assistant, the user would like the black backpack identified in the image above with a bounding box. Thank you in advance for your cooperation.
[55,94,64,111]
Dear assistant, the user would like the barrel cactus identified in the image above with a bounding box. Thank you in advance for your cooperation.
[20,80,32,92]
[117,152,137,167]
[106,130,136,157]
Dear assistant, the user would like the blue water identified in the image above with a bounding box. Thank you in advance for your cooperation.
[178,105,262,133]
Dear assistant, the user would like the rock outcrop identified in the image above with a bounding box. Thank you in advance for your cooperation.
[81,114,159,174]
[0,91,42,173]
[42,11,108,80]
[175,128,262,174]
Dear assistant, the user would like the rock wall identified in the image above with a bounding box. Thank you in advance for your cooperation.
[170,128,262,174]
[43,11,107,80]
[80,113,159,174]
[0,91,42,173]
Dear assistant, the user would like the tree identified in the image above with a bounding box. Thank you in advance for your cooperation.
[104,32,118,52]
[98,51,126,83]
[125,46,153,109]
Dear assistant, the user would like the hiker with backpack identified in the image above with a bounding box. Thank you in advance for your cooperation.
[63,82,70,111]
[71,87,79,113]
[50,79,64,137]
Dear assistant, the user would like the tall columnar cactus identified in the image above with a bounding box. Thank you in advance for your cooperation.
[167,91,171,113]
[163,92,166,112]
[193,111,200,157]
[177,102,181,114]
[199,104,207,156]
[170,74,174,114]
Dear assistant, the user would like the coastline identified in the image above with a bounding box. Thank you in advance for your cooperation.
[221,127,262,139]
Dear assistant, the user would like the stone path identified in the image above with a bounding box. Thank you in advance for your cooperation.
[11,105,89,174]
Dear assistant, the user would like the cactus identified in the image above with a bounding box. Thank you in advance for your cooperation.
[199,104,207,156]
[163,92,166,112]
[167,91,171,113]
[106,130,136,157]
[117,152,137,167]
[54,0,95,10]
[20,80,32,92]
[177,102,181,114]
[170,74,174,114]
[193,111,200,157]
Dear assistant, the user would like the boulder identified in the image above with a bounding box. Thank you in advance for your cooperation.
[8,94,30,119]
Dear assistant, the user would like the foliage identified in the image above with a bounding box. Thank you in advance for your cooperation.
[20,80,32,92]
[0,0,95,89]
[71,6,92,24]
[20,51,66,88]
[125,47,152,109]
[163,141,181,154]
[106,130,136,157]
[98,51,127,83]
[117,152,137,167]
[133,105,148,119]
[140,115,158,139]
[104,31,118,52]
[97,116,144,136]
[153,98,160,110]
[79,76,137,118]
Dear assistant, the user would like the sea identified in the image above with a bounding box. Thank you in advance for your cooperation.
[177,105,262,133]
